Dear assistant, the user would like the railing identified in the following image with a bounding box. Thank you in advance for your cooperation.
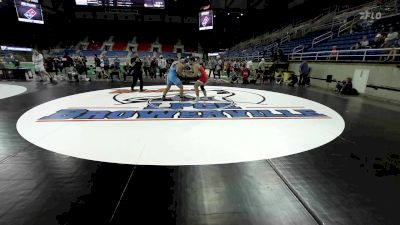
[312,31,333,48]
[288,48,400,62]
[227,55,272,62]
[281,34,290,44]
[228,0,394,53]
[293,45,304,53]
[338,20,354,36]
[264,42,279,51]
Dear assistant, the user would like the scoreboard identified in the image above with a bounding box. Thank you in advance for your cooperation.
[76,0,165,8]
[14,0,44,24]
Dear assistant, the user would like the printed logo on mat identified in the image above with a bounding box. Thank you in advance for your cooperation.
[17,86,345,166]
[37,88,328,122]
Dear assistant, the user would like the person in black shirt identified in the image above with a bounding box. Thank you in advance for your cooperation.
[75,57,91,82]
[94,54,103,79]
[123,62,131,81]
[63,53,74,81]
[110,64,120,82]
[149,57,158,79]
[131,56,144,92]
[81,55,88,75]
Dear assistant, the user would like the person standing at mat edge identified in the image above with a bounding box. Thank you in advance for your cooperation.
[299,61,310,86]
[32,50,57,84]
[131,56,144,92]
[162,59,185,101]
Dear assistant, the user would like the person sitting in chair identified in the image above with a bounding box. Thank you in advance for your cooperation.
[275,71,284,84]
[242,67,250,84]
[335,77,357,95]
[287,73,298,87]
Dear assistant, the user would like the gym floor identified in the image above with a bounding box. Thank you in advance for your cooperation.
[0,79,399,225]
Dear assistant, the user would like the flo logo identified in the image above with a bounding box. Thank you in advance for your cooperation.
[202,16,209,27]
[37,88,329,122]
[24,8,37,19]
[359,10,382,20]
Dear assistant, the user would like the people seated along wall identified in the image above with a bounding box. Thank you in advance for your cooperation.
[123,62,131,81]
[335,77,359,95]
[110,64,120,82]
[287,73,298,87]
[242,67,250,84]
[230,65,241,84]
[275,71,284,85]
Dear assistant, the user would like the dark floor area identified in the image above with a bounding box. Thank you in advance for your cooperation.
[0,80,399,225]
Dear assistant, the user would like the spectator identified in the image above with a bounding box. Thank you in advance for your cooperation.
[94,54,103,79]
[208,58,216,77]
[114,57,120,69]
[149,57,158,79]
[299,61,310,86]
[383,27,399,48]
[45,57,56,78]
[81,55,88,75]
[33,50,57,83]
[258,58,268,71]
[53,57,60,77]
[142,56,150,78]
[351,35,370,50]
[275,71,284,85]
[385,39,400,62]
[350,42,361,50]
[328,46,338,60]
[242,66,250,84]
[56,57,64,76]
[10,54,20,68]
[109,64,120,82]
[360,35,370,48]
[335,77,354,94]
[375,29,387,46]
[287,73,298,87]
[245,59,253,78]
[370,33,385,48]
[233,60,240,71]
[215,56,223,79]
[123,62,131,81]
[158,55,167,78]
[75,57,90,82]
[226,60,232,78]
[63,53,74,81]
[102,55,110,78]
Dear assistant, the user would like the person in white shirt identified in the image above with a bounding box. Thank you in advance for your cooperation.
[360,35,370,48]
[158,55,167,78]
[258,58,268,71]
[383,27,399,47]
[214,56,223,79]
[32,50,56,84]
[246,60,253,78]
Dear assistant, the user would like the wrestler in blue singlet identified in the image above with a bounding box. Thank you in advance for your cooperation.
[166,61,182,86]
[162,60,184,100]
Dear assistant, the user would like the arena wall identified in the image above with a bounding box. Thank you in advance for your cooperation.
[288,62,400,103]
